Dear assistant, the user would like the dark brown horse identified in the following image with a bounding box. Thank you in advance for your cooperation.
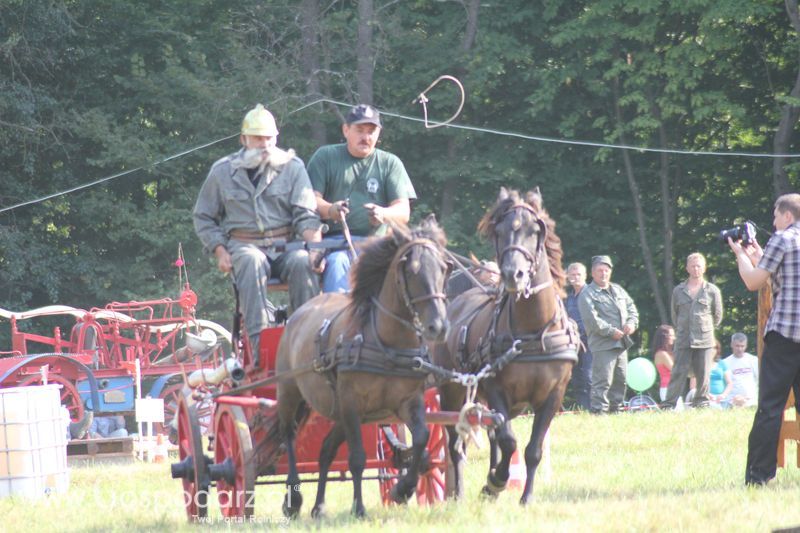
[432,187,578,505]
[276,216,451,518]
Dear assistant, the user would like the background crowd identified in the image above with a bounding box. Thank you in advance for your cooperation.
[565,252,758,413]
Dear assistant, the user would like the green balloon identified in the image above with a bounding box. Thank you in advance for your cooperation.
[626,357,656,392]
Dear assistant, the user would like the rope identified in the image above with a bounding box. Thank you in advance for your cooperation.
[0,133,237,215]
[6,85,795,216]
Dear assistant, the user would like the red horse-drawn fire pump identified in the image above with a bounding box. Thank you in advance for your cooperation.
[0,284,228,436]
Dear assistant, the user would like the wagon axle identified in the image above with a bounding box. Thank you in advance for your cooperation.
[170,455,197,481]
[171,453,237,484]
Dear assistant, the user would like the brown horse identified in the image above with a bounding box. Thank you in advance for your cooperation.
[276,216,451,518]
[432,187,579,505]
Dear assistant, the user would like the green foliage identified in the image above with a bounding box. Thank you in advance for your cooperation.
[1,0,799,351]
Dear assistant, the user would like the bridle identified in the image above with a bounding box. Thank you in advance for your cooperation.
[371,238,450,336]
[493,203,551,297]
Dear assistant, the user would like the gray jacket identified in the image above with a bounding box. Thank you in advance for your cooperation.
[578,281,639,352]
[193,148,321,254]
[671,280,722,349]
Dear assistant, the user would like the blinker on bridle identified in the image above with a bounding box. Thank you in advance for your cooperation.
[371,238,448,336]
[494,204,551,297]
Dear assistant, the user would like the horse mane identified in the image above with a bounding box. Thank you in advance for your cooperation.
[477,188,566,297]
[348,217,447,328]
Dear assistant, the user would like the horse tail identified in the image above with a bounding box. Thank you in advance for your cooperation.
[256,399,312,467]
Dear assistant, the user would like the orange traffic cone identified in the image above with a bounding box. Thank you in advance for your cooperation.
[153,434,168,463]
[508,449,526,490]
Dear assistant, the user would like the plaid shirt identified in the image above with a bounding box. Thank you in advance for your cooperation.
[758,222,800,342]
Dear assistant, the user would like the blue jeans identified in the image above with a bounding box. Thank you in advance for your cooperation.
[322,236,365,293]
[571,339,593,410]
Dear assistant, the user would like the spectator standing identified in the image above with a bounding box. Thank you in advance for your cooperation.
[664,253,723,408]
[578,255,639,414]
[728,193,800,486]
[723,332,759,407]
[565,262,592,410]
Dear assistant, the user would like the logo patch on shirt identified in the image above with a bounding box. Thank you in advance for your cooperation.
[366,178,379,194]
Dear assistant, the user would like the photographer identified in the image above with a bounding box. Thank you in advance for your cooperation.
[728,193,800,486]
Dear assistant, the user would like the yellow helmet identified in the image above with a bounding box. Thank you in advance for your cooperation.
[241,104,279,136]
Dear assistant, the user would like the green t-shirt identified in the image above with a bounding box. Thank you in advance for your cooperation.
[307,144,416,236]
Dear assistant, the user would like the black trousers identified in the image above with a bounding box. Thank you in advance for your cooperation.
[746,331,800,484]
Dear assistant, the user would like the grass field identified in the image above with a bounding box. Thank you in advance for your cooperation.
[3,407,800,532]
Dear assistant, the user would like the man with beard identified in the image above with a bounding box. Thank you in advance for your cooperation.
[308,104,416,293]
[193,104,324,357]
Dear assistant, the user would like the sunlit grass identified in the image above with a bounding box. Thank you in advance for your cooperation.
[2,408,800,532]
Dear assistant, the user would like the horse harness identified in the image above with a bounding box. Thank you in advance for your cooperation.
[454,291,580,375]
[314,238,448,380]
[454,202,580,373]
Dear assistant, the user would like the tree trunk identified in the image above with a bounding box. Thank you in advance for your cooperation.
[656,116,674,298]
[356,0,375,104]
[774,0,800,197]
[645,90,677,300]
[440,0,480,221]
[462,0,480,51]
[613,80,668,324]
[300,0,327,146]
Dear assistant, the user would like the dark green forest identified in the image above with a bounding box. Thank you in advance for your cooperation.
[3,0,800,353]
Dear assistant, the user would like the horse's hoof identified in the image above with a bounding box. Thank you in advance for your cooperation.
[489,472,508,491]
[480,484,499,500]
[282,488,303,519]
[351,502,367,519]
[311,504,326,519]
[519,494,533,506]
[390,481,414,503]
[480,471,506,499]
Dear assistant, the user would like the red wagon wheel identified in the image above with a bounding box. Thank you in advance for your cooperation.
[175,393,209,520]
[213,404,255,518]
[154,382,212,437]
[377,392,448,507]
[416,389,447,505]
[18,374,85,423]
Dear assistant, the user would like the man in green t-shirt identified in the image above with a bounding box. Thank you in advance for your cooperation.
[307,104,417,292]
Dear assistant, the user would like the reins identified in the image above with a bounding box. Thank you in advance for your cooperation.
[443,249,496,296]
[340,214,358,259]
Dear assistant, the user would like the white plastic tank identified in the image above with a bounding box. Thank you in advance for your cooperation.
[0,384,70,498]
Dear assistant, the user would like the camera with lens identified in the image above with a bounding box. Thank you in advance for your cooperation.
[718,221,756,245]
